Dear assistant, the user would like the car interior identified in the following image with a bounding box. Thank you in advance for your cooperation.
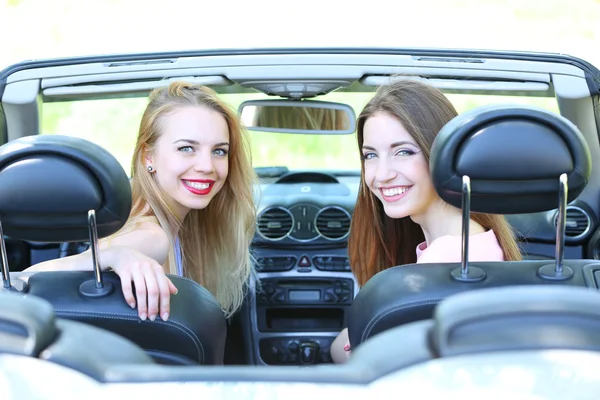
[1,48,600,394]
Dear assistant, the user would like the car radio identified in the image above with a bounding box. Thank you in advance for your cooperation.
[256,277,353,306]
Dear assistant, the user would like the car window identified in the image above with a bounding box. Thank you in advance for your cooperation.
[40,91,559,175]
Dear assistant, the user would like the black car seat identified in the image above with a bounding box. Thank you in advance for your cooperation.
[0,290,156,380]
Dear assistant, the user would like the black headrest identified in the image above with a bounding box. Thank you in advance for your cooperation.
[0,135,131,242]
[430,105,591,214]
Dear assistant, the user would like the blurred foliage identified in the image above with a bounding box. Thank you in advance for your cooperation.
[41,91,559,174]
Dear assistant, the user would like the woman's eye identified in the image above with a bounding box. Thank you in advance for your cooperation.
[213,148,229,156]
[178,145,194,153]
[395,149,416,156]
[362,152,376,160]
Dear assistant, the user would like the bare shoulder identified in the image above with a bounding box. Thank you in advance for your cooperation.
[137,219,168,237]
[135,221,171,250]
[109,219,171,265]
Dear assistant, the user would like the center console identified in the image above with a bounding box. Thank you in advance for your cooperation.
[250,248,357,365]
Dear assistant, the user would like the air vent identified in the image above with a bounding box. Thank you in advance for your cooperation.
[315,206,351,240]
[257,207,294,241]
[555,206,591,239]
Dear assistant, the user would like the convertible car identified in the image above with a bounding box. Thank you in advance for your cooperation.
[1,47,600,398]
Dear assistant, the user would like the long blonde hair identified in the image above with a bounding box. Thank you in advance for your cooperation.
[111,82,257,317]
[349,78,522,286]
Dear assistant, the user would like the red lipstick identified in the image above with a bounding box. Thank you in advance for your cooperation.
[182,179,215,195]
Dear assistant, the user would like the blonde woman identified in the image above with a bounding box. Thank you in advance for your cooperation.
[27,82,257,323]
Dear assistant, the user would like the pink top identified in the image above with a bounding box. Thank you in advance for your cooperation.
[416,230,504,264]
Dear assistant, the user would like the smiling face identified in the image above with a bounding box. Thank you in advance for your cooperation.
[145,105,229,220]
[362,111,439,221]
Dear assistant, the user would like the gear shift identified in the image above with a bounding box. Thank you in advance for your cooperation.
[299,341,319,364]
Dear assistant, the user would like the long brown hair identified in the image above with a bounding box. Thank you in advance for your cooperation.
[348,78,522,287]
[110,82,257,317]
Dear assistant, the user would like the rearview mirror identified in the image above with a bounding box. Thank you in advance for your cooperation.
[239,100,356,134]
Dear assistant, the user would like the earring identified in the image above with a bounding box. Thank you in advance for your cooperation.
[147,166,154,172]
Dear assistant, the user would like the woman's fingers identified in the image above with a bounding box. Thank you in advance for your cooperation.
[168,277,178,295]
[117,270,137,309]
[105,247,175,322]
[142,262,160,321]
[129,264,149,320]
[153,262,172,321]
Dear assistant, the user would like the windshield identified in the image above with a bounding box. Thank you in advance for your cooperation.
[40,88,560,174]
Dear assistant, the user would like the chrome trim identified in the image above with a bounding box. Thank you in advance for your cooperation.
[88,210,104,288]
[461,176,471,275]
[555,174,568,274]
[288,203,321,242]
[256,206,295,242]
[554,204,592,240]
[314,205,352,241]
[0,217,11,289]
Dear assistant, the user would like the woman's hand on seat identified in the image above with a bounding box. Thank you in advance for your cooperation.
[102,246,178,322]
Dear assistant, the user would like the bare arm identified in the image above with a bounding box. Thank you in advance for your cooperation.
[101,221,171,266]
[24,222,175,321]
[25,221,170,273]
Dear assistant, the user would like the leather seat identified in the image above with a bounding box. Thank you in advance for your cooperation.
[347,104,593,350]
[0,290,155,380]
[347,285,600,368]
[0,134,227,365]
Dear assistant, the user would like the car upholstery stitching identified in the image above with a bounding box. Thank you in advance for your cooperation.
[53,310,204,363]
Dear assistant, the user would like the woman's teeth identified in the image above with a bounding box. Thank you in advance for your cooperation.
[184,180,210,189]
[382,186,410,196]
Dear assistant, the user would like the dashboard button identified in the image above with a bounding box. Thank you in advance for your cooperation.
[298,255,311,267]
[288,340,300,353]
[274,292,285,302]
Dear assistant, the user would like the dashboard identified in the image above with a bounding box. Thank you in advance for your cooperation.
[249,171,359,365]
